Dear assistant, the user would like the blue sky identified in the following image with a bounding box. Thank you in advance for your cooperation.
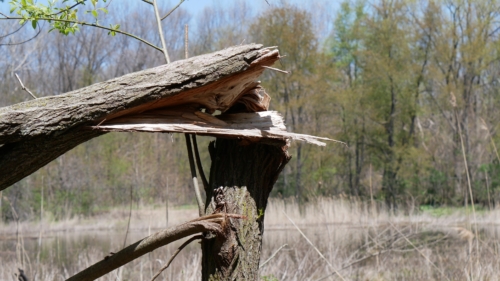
[181,0,267,16]
[1,0,339,43]
[1,0,337,19]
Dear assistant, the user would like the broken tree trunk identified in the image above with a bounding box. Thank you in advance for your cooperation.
[202,138,290,280]
[0,44,284,190]
[0,44,338,281]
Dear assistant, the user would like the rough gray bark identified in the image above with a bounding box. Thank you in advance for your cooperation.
[202,138,290,280]
[0,44,281,190]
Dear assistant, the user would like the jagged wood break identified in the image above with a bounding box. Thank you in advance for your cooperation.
[0,44,334,191]
[0,44,339,281]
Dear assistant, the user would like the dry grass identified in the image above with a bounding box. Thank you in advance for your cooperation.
[1,198,500,280]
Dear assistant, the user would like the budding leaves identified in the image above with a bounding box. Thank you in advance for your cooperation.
[108,24,119,36]
[8,0,118,36]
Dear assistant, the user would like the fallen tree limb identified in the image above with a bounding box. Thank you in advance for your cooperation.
[66,213,238,281]
[0,44,278,144]
[0,44,280,190]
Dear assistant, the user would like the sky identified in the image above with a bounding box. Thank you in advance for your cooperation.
[1,0,338,20]
[180,0,339,19]
[181,0,267,17]
[1,0,339,44]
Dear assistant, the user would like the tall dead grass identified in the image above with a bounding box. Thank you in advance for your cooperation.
[0,198,499,280]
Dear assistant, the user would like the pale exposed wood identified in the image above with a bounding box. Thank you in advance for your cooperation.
[0,44,277,145]
[0,44,281,190]
[90,111,334,146]
[0,43,341,191]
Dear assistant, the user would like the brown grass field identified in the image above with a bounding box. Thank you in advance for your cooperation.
[1,198,499,280]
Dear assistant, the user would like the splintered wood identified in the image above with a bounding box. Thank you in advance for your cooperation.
[91,111,332,146]
[0,44,341,191]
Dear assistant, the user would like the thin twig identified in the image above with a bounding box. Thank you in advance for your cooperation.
[151,235,202,281]
[181,25,205,214]
[1,25,42,46]
[262,65,289,74]
[389,222,451,281]
[0,22,26,39]
[49,1,84,16]
[123,182,133,249]
[161,0,185,21]
[0,16,162,52]
[192,135,209,191]
[481,117,500,163]
[184,24,188,59]
[282,211,347,281]
[96,118,107,126]
[15,73,37,99]
[259,244,288,268]
[454,105,480,275]
[185,134,205,216]
[152,0,171,63]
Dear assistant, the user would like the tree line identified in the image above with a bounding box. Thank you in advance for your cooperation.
[1,0,500,221]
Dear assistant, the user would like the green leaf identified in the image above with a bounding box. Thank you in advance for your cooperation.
[91,10,97,18]
[31,19,37,29]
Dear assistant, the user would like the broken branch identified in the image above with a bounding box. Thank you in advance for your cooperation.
[262,65,289,74]
[185,134,206,216]
[14,73,37,99]
[65,213,240,281]
[192,134,209,191]
[161,0,185,21]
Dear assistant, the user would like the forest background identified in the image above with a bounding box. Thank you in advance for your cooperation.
[1,0,500,222]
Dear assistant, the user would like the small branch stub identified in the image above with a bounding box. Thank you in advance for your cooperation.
[14,73,37,99]
[262,65,289,74]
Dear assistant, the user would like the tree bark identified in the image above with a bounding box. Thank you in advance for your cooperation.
[0,44,281,190]
[201,138,290,280]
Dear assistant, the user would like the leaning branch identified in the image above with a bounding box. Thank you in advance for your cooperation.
[185,134,206,216]
[0,45,282,190]
[161,0,185,21]
[152,0,171,63]
[14,73,37,99]
[66,214,235,281]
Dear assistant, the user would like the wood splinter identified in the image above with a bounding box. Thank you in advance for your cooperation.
[262,65,289,74]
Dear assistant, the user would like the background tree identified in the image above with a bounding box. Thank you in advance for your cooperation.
[3,0,500,224]
[250,5,319,202]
